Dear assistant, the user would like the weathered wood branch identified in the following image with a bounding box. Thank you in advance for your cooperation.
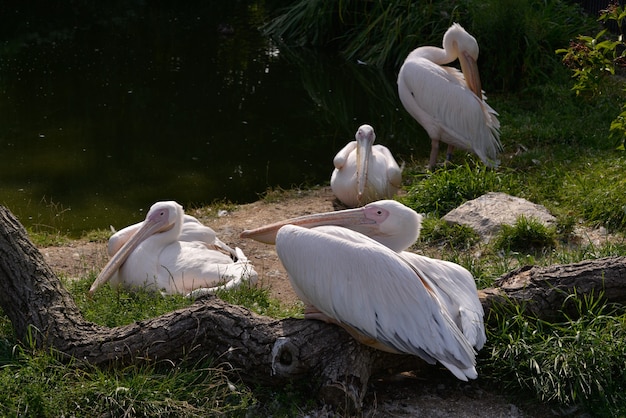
[1,205,626,409]
[479,257,626,321]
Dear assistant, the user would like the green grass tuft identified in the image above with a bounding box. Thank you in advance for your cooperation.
[418,215,480,250]
[400,163,520,217]
[483,292,626,414]
[67,276,193,328]
[215,283,304,319]
[492,215,557,254]
[0,347,256,417]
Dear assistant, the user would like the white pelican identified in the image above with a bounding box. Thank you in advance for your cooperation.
[89,201,258,297]
[330,124,402,207]
[397,23,501,170]
[240,200,485,380]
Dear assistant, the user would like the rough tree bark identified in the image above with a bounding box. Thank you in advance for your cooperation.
[479,258,626,321]
[1,206,625,409]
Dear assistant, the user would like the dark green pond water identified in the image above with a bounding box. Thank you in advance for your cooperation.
[0,2,428,237]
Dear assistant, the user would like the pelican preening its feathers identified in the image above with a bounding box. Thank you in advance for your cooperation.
[241,200,485,381]
[331,124,402,208]
[398,23,501,170]
[90,201,258,297]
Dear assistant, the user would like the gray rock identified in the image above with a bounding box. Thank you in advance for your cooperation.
[442,192,556,243]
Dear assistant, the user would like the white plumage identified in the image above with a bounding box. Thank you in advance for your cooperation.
[331,124,402,207]
[241,200,485,380]
[90,201,257,297]
[398,23,501,169]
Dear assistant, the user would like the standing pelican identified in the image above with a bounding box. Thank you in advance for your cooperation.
[89,201,258,297]
[397,23,501,170]
[241,200,485,380]
[331,124,402,207]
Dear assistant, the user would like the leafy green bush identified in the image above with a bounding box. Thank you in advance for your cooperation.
[556,2,626,150]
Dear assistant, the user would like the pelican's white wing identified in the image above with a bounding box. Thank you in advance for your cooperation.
[276,224,477,380]
[331,141,360,207]
[108,222,142,257]
[180,215,238,257]
[401,252,486,350]
[375,144,402,189]
[397,58,500,166]
[186,248,258,298]
[370,144,402,199]
[154,242,257,295]
[332,141,357,170]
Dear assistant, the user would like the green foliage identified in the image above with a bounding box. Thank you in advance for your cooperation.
[215,283,304,319]
[489,83,626,232]
[468,0,593,91]
[556,1,626,150]
[493,82,619,154]
[484,293,626,413]
[339,1,459,69]
[611,108,626,150]
[559,154,626,231]
[401,163,519,216]
[557,2,626,97]
[81,228,113,243]
[26,230,71,247]
[0,348,255,417]
[418,215,479,250]
[263,0,457,69]
[556,31,621,95]
[492,215,557,254]
[264,0,595,91]
[67,276,193,328]
[68,276,303,328]
[262,0,341,48]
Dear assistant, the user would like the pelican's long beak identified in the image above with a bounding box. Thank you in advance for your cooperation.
[459,52,482,98]
[240,207,374,244]
[89,218,169,295]
[356,136,371,204]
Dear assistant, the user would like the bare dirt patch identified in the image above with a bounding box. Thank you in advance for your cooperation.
[39,187,557,417]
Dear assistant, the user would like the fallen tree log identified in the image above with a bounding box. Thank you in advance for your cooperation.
[1,205,625,409]
[479,257,626,321]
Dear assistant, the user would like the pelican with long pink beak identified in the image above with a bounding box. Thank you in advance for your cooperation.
[397,23,501,169]
[241,200,485,381]
[90,201,257,297]
[330,124,402,208]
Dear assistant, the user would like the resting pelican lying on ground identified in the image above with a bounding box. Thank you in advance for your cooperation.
[330,124,402,207]
[241,200,485,380]
[397,23,501,170]
[89,201,258,297]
